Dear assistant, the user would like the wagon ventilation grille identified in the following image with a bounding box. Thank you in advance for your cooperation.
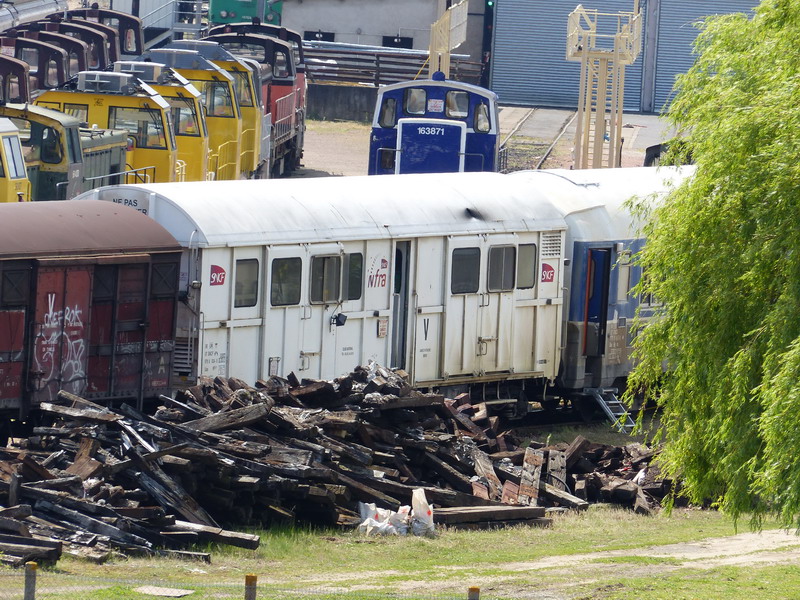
[172,338,194,377]
[541,232,562,258]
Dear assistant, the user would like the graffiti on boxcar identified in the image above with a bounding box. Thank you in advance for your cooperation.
[34,292,88,400]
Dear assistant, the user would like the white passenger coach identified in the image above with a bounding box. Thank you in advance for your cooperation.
[75,167,688,408]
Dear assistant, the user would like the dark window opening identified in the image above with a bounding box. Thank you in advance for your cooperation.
[271,257,301,306]
[344,253,363,301]
[310,255,341,303]
[451,247,480,294]
[488,246,515,291]
[304,30,335,42]
[234,258,259,308]
[382,35,413,49]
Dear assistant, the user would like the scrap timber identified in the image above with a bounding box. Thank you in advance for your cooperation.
[0,365,671,565]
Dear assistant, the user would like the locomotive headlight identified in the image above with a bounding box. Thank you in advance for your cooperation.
[219,10,228,17]
[229,11,236,17]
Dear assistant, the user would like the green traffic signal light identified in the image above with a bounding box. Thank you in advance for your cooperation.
[487,0,494,5]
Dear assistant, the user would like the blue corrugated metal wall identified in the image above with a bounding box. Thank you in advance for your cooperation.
[490,0,756,113]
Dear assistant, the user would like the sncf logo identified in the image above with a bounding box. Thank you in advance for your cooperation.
[210,265,226,286]
[541,263,555,283]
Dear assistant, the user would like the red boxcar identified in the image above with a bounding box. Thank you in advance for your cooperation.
[0,200,181,418]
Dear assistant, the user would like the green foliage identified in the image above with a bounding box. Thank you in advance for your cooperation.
[626,0,800,526]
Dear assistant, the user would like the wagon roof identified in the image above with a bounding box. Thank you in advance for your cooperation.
[0,200,180,259]
[77,172,569,248]
[508,166,694,241]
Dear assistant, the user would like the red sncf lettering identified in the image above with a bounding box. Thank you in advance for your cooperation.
[210,265,226,286]
[541,263,555,283]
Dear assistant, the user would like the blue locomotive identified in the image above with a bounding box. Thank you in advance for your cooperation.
[368,72,500,175]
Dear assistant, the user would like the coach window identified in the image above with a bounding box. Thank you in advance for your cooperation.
[451,247,480,294]
[378,97,397,128]
[1,269,30,307]
[488,246,516,291]
[271,257,301,306]
[234,259,259,308]
[445,91,469,118]
[516,244,537,289]
[475,102,491,133]
[404,88,426,115]
[343,253,363,301]
[311,256,341,303]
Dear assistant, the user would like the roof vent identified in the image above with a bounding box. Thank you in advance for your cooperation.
[77,71,135,94]
[114,61,165,83]
[168,39,236,62]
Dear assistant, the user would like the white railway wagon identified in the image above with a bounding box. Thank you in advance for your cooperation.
[76,172,569,391]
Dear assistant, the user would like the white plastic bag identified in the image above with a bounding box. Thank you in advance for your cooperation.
[388,505,411,536]
[357,502,410,536]
[410,488,435,537]
[357,517,398,536]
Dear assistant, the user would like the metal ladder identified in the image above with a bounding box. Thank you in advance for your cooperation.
[585,387,635,433]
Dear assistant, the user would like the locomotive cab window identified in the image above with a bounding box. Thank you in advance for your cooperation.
[231,71,254,107]
[206,82,235,117]
[379,148,396,170]
[4,73,23,103]
[46,58,60,88]
[488,246,516,292]
[344,253,363,301]
[2,135,26,179]
[445,91,469,118]
[378,97,397,128]
[475,102,491,133]
[404,88,426,116]
[234,259,259,308]
[273,51,290,78]
[167,97,201,136]
[64,103,88,124]
[310,255,341,303]
[516,244,537,289]
[12,119,63,164]
[109,106,167,149]
[451,247,480,294]
[271,257,301,306]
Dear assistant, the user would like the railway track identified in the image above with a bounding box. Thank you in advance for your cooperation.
[499,107,578,172]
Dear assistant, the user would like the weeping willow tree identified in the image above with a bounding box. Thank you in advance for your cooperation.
[627,0,800,526]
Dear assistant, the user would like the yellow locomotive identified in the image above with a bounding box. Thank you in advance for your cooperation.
[0,117,30,202]
[144,48,242,181]
[115,61,210,182]
[36,70,179,184]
